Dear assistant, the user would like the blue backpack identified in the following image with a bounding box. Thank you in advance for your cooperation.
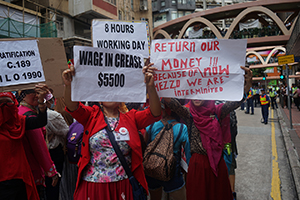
[66,121,84,164]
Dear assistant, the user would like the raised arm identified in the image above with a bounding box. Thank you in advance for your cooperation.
[62,65,79,112]
[163,98,191,123]
[143,60,161,117]
[25,109,47,130]
[220,66,252,120]
[25,83,50,130]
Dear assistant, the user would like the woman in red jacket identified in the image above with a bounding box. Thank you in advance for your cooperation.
[62,62,161,200]
[0,84,49,200]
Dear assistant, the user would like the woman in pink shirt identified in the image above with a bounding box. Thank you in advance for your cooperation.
[18,89,60,199]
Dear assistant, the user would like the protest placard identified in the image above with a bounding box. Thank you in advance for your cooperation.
[0,38,68,98]
[71,45,146,102]
[92,20,150,58]
[0,40,45,87]
[150,39,247,101]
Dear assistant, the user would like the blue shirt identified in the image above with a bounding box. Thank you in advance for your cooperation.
[146,119,189,156]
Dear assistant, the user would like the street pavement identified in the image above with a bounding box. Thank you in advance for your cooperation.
[278,102,300,200]
[235,103,299,200]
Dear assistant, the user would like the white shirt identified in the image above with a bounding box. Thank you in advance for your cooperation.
[46,109,69,149]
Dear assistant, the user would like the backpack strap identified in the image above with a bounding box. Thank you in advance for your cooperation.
[146,123,154,144]
[174,123,184,145]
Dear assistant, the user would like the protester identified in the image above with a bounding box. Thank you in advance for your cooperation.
[253,86,260,107]
[228,111,238,200]
[269,88,278,109]
[260,88,270,125]
[145,100,189,200]
[215,101,239,200]
[240,101,245,111]
[61,61,161,200]
[163,66,252,200]
[45,92,69,200]
[294,84,300,111]
[245,87,254,115]
[0,84,48,200]
[18,88,60,200]
[279,84,286,108]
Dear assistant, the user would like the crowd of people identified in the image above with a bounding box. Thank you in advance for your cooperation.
[0,60,253,200]
[238,82,300,125]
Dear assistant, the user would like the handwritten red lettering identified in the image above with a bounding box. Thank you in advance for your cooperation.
[174,86,224,97]
[161,57,202,70]
[200,41,220,52]
[189,58,195,68]
[170,80,180,89]
[187,78,202,87]
[155,43,160,52]
[214,41,220,51]
[155,80,180,91]
[207,79,213,86]
[161,43,166,52]
[169,42,175,51]
[195,58,202,66]
[154,41,195,53]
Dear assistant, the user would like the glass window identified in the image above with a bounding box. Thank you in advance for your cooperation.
[171,11,177,20]
[178,11,184,18]
[161,0,165,7]
[118,10,122,20]
[153,13,167,27]
[104,0,116,5]
[172,0,176,5]
[152,0,157,8]
[182,0,186,4]
[56,15,63,31]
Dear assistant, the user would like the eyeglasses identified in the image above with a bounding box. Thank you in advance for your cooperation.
[0,102,14,107]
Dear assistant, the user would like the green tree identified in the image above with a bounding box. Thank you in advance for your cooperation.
[251,68,266,77]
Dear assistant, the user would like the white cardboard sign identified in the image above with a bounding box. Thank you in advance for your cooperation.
[150,39,247,101]
[0,40,45,87]
[71,45,146,102]
[92,20,149,58]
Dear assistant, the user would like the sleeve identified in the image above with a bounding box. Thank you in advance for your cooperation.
[164,98,191,123]
[134,108,161,130]
[25,109,47,130]
[24,128,58,177]
[65,102,93,127]
[46,112,69,137]
[180,125,188,143]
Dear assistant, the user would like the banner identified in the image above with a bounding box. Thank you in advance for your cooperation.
[150,39,247,101]
[92,20,150,58]
[0,40,45,87]
[71,46,145,102]
[239,19,261,31]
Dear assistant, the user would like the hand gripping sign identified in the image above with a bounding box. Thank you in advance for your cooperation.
[150,39,247,101]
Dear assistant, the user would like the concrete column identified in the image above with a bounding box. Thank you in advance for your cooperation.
[203,0,206,10]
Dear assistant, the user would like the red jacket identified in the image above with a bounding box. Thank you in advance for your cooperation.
[0,118,39,200]
[66,103,161,196]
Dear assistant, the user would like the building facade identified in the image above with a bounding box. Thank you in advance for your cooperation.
[0,0,153,59]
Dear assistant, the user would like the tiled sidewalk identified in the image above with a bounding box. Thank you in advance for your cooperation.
[280,104,300,157]
[277,103,300,199]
